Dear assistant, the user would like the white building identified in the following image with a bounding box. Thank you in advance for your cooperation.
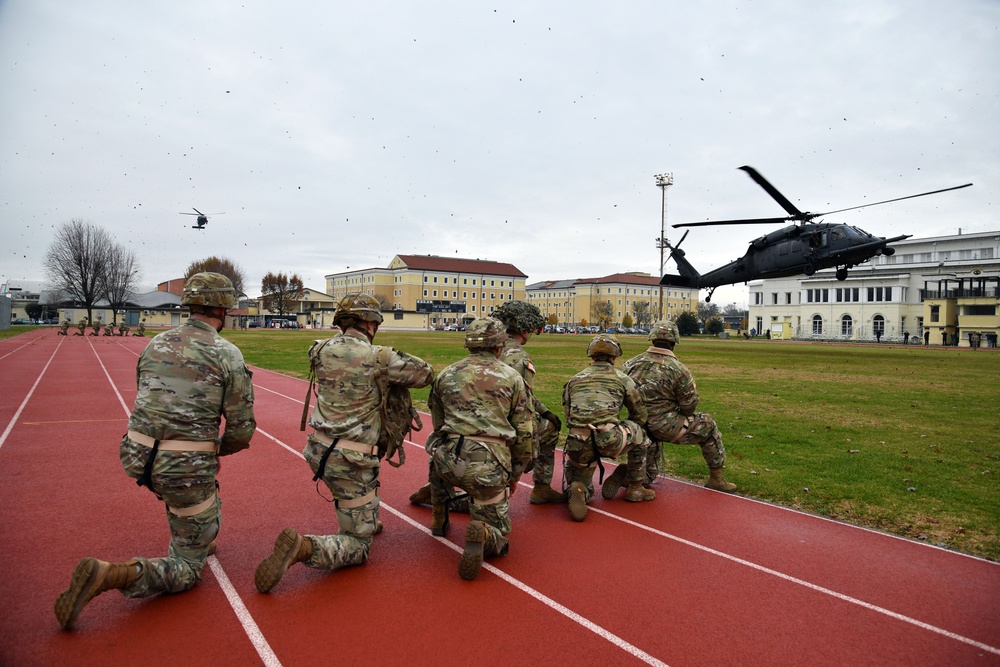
[748,230,1000,345]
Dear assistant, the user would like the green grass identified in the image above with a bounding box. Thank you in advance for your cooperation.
[14,325,995,559]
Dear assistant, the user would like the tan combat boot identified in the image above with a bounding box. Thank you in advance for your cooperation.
[458,520,487,580]
[567,482,588,522]
[409,484,432,506]
[529,484,566,504]
[55,558,140,630]
[430,504,449,537]
[254,528,313,593]
[625,483,656,502]
[706,467,737,493]
[600,466,628,500]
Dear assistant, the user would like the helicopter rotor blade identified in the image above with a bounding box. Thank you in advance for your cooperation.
[815,183,973,217]
[738,166,806,218]
[673,216,791,229]
[192,208,204,215]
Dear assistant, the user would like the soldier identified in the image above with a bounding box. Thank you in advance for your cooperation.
[118,321,129,337]
[254,294,432,593]
[103,322,114,336]
[425,317,533,580]
[90,318,102,336]
[563,333,655,522]
[58,318,70,335]
[54,273,256,630]
[75,317,87,336]
[622,320,737,493]
[134,319,146,336]
[408,300,564,506]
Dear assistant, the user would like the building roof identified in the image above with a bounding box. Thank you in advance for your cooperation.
[394,255,527,278]
[528,273,666,289]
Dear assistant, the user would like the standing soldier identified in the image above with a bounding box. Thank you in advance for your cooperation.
[622,320,737,493]
[254,294,432,593]
[75,317,87,336]
[54,272,256,630]
[425,317,533,580]
[58,318,70,335]
[563,333,655,522]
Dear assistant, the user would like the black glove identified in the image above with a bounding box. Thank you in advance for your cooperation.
[543,411,562,431]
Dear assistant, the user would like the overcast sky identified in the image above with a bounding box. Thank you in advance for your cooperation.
[2,0,997,307]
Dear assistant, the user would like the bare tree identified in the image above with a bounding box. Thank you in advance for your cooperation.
[697,301,720,324]
[372,293,392,311]
[102,244,142,324]
[632,300,651,328]
[261,272,305,317]
[44,220,114,324]
[591,300,613,329]
[185,256,247,296]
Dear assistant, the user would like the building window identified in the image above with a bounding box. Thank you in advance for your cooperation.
[785,292,792,304]
[812,315,823,335]
[463,291,467,298]
[930,305,940,323]
[841,315,853,337]
[873,315,885,337]
[432,290,438,297]
[772,293,778,305]
[423,289,428,297]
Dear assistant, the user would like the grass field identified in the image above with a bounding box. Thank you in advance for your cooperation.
[7,326,997,560]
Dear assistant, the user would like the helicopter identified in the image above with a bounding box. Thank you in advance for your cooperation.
[180,208,225,230]
[660,166,972,301]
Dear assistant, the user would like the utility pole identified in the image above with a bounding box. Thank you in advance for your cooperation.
[654,172,674,320]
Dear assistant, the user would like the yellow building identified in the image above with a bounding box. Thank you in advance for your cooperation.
[325,255,528,329]
[526,272,698,329]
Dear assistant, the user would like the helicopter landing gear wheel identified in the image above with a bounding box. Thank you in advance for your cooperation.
[836,267,848,281]
[803,262,816,276]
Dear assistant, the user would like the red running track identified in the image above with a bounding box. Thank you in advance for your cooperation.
[1,329,998,666]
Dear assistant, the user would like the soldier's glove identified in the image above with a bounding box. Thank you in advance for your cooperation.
[542,411,562,431]
[217,438,250,456]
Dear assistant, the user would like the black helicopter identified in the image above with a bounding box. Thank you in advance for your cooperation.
[660,166,972,301]
[180,208,224,230]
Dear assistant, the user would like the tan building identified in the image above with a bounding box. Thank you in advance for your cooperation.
[526,272,698,329]
[325,255,528,329]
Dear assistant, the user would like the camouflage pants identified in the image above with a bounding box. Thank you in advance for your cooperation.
[652,413,726,471]
[562,420,651,500]
[302,435,379,571]
[531,414,561,487]
[428,435,511,555]
[119,438,220,597]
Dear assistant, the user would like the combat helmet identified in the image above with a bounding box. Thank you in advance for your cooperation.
[464,317,507,351]
[334,293,384,327]
[649,320,680,344]
[587,333,622,359]
[181,272,237,309]
[494,300,546,334]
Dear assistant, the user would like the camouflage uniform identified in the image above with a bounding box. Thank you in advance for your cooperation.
[301,327,432,572]
[55,272,253,630]
[622,321,735,492]
[58,319,70,335]
[103,323,114,336]
[118,322,129,336]
[254,294,432,593]
[90,319,102,336]
[426,318,533,579]
[501,338,561,489]
[135,320,146,336]
[562,334,654,519]
[75,318,87,335]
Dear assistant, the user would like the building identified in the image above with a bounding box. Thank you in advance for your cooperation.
[748,230,1000,346]
[325,254,528,329]
[526,272,698,328]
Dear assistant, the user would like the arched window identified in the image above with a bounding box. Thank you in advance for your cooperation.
[841,314,853,337]
[872,315,885,337]
[812,314,823,335]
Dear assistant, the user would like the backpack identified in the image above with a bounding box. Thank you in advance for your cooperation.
[300,341,421,468]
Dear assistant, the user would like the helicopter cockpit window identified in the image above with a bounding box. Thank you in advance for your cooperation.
[830,228,846,241]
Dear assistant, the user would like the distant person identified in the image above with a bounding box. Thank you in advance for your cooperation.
[969,331,981,350]
[58,318,70,335]
[623,321,737,494]
[134,319,146,337]
[903,330,909,345]
[55,273,255,630]
[942,331,948,346]
[924,330,930,346]
[424,318,532,579]
[875,328,882,343]
[254,294,432,592]
[75,318,87,336]
[90,319,102,336]
[103,322,114,336]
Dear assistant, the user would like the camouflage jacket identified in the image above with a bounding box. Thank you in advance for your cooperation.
[562,360,646,429]
[128,318,256,452]
[429,350,533,473]
[308,327,433,445]
[621,347,698,440]
[500,338,550,417]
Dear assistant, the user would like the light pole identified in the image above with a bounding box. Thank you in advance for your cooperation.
[654,172,674,320]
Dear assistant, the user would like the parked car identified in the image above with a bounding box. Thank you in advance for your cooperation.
[12,318,31,325]
[280,320,300,329]
[247,320,260,328]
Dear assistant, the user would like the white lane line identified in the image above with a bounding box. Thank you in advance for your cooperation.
[252,372,1000,658]
[90,343,283,667]
[0,331,49,362]
[0,336,63,451]
[254,425,667,667]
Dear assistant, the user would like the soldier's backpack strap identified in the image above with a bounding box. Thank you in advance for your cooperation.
[301,339,330,431]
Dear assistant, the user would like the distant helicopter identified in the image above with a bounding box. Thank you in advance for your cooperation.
[660,166,972,301]
[180,208,225,230]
